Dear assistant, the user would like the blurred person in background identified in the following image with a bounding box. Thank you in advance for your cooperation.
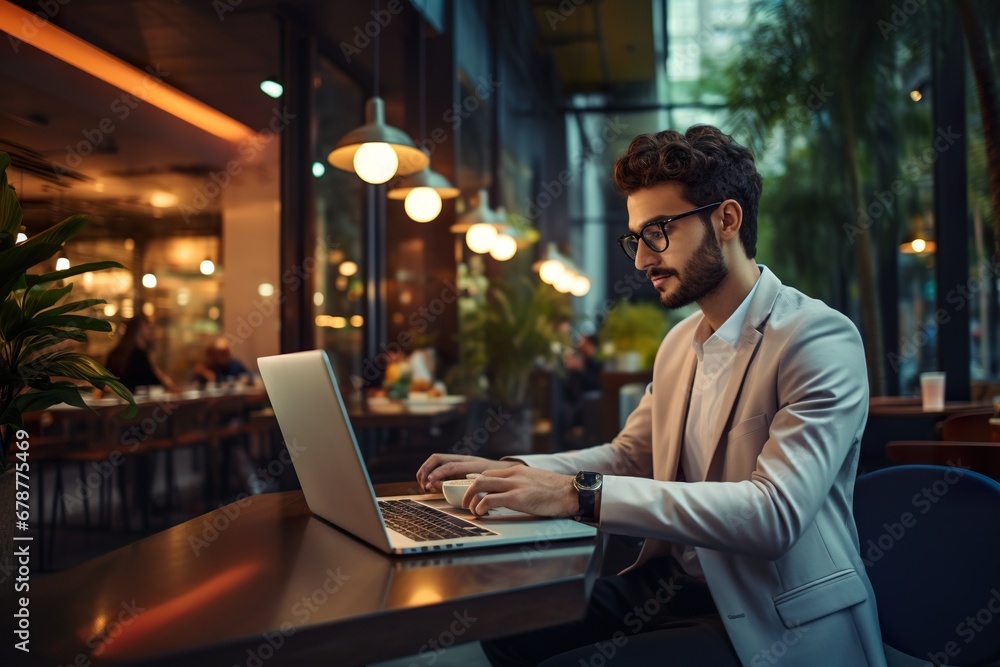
[99,313,176,394]
[560,333,602,446]
[193,337,250,386]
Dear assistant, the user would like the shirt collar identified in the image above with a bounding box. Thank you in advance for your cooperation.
[692,273,762,357]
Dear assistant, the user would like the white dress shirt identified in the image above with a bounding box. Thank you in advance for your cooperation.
[675,276,761,578]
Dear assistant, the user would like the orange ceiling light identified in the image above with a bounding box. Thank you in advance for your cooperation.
[0,3,254,143]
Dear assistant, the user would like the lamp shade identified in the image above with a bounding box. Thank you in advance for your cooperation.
[899,215,936,254]
[386,150,460,200]
[387,150,459,223]
[328,97,429,183]
[450,188,499,233]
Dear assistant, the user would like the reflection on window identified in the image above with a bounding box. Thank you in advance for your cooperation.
[314,55,365,383]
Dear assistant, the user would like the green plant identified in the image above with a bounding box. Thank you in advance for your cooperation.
[600,300,674,369]
[0,153,135,469]
[450,267,569,407]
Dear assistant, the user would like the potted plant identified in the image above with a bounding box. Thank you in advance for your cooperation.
[449,261,569,454]
[0,152,135,582]
[600,300,674,370]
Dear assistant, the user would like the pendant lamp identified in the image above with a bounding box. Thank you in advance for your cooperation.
[328,0,428,184]
[489,207,518,261]
[451,189,500,253]
[899,214,936,254]
[387,16,458,219]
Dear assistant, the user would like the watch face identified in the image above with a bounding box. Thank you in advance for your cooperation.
[576,471,602,490]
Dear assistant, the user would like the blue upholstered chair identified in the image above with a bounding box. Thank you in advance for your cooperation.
[854,465,1000,666]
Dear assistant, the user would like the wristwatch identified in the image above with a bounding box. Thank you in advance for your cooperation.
[573,471,603,523]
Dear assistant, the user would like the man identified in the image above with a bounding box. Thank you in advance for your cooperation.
[417,125,885,666]
[193,337,250,386]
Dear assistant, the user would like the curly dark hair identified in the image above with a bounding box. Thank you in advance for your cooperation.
[612,125,762,258]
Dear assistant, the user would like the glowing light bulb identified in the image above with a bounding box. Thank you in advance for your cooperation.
[553,273,575,293]
[489,234,517,261]
[404,187,443,222]
[311,161,326,178]
[911,238,926,253]
[142,273,157,288]
[465,223,498,254]
[570,275,591,297]
[353,142,398,184]
[200,259,215,275]
[539,259,565,285]
[55,257,70,271]
[339,261,358,276]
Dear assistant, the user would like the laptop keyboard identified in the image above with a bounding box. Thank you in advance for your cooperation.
[378,499,499,542]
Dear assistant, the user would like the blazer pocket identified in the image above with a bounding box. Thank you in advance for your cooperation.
[772,569,869,628]
[727,413,769,445]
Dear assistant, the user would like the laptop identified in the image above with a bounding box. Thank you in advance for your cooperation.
[257,350,596,555]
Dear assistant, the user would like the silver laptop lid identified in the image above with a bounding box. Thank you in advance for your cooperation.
[257,350,393,552]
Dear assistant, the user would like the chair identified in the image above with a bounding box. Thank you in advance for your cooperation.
[598,370,652,443]
[938,408,994,442]
[886,440,1000,482]
[854,465,1000,666]
[203,394,250,500]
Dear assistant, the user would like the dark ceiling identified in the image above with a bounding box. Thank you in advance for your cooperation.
[0,0,658,236]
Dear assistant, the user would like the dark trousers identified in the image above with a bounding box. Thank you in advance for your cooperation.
[481,556,742,666]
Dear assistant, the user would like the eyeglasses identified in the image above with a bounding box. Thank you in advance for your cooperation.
[617,202,723,260]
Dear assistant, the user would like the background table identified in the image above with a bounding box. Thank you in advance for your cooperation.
[860,398,991,471]
[23,485,601,666]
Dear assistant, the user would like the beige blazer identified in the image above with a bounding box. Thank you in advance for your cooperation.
[519,266,887,667]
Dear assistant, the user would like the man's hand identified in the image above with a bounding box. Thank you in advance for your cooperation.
[463,466,579,518]
[416,454,522,492]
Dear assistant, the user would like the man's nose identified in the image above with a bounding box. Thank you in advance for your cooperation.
[634,239,656,271]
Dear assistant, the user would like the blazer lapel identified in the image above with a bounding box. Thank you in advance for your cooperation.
[657,349,697,481]
[701,267,783,480]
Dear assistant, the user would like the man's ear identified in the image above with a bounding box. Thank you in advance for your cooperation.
[718,199,744,242]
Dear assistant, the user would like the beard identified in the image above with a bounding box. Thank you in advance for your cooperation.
[650,225,728,309]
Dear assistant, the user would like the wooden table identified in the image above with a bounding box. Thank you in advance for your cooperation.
[886,440,1000,481]
[860,399,992,471]
[867,399,991,418]
[25,486,601,666]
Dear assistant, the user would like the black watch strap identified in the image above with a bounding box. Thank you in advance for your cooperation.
[574,471,602,523]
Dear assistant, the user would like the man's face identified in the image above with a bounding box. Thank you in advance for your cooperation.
[626,182,728,309]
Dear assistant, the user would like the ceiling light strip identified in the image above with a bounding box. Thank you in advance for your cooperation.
[0,2,254,142]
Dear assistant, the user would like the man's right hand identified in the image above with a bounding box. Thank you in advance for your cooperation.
[416,454,523,492]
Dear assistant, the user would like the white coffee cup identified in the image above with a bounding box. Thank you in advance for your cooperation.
[442,479,475,508]
[920,372,946,411]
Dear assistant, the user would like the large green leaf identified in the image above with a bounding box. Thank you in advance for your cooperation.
[21,283,73,319]
[0,213,90,302]
[16,352,136,416]
[20,213,87,252]
[15,313,112,338]
[0,153,23,253]
[1,388,85,423]
[0,297,23,340]
[19,330,89,357]
[27,260,124,287]
[32,297,105,320]
[0,240,64,306]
